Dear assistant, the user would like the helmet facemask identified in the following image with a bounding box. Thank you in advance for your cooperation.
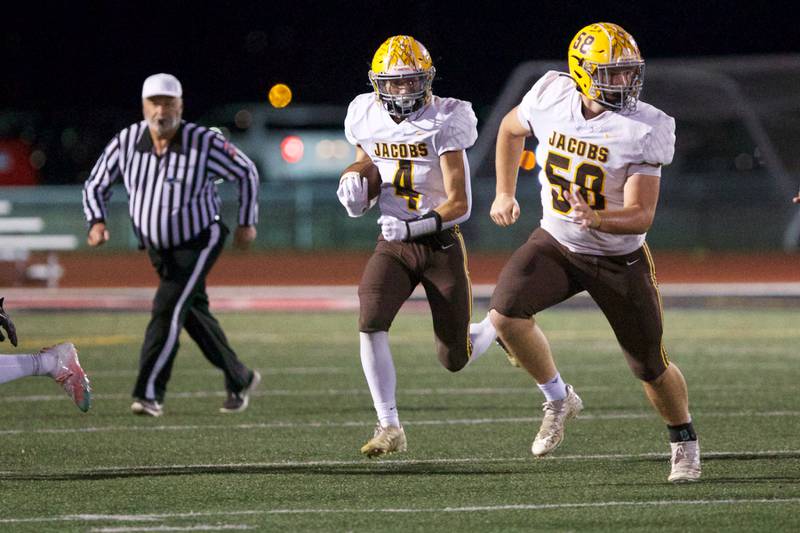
[585,60,645,112]
[369,68,435,118]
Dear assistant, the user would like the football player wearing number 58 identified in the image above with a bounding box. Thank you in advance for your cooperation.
[488,22,701,482]
[338,35,498,458]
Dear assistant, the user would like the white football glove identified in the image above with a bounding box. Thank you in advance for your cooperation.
[337,171,369,217]
[377,215,408,242]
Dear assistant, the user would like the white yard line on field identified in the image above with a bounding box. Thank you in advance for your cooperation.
[91,526,254,532]
[84,367,352,378]
[0,412,798,436]
[0,387,535,403]
[1,498,799,524]
[1,382,795,404]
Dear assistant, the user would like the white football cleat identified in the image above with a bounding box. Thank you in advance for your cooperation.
[360,424,407,458]
[44,343,92,412]
[668,440,701,482]
[531,384,583,456]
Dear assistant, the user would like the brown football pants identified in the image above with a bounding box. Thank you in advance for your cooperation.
[490,227,669,381]
[358,228,473,372]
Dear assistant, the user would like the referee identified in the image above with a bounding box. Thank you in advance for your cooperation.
[83,73,261,417]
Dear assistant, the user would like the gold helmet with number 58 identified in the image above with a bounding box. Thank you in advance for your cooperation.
[369,35,435,118]
[567,22,644,112]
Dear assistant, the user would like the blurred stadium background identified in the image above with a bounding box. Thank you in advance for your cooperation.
[2,56,799,289]
[2,5,800,531]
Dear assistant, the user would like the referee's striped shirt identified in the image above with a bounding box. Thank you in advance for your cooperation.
[82,120,259,250]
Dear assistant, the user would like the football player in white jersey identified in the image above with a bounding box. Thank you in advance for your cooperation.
[488,23,700,482]
[337,35,497,458]
[0,297,91,412]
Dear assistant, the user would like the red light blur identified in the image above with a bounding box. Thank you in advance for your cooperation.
[280,135,304,163]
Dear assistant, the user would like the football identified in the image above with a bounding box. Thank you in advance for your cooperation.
[343,160,381,200]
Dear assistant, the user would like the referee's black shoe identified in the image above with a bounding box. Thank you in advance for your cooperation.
[131,398,163,417]
[220,370,261,413]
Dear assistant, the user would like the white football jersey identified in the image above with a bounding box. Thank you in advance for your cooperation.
[517,70,675,255]
[344,93,478,223]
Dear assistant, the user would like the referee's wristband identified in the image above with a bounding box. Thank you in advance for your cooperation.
[406,211,442,240]
[87,218,106,231]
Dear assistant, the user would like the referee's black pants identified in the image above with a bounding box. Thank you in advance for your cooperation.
[133,222,251,403]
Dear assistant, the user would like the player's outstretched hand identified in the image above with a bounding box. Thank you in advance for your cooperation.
[0,297,18,346]
[490,193,520,227]
[792,192,800,204]
[565,190,600,230]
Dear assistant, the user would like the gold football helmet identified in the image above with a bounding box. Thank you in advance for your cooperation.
[369,35,435,118]
[567,22,644,112]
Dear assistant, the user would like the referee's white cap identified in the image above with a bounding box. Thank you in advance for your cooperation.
[142,73,182,99]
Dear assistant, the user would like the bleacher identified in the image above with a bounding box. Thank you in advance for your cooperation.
[0,199,78,287]
[0,56,798,257]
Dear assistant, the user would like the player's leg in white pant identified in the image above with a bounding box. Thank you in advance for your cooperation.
[467,312,497,365]
[0,343,91,412]
[0,351,55,383]
[359,331,406,457]
[359,331,398,427]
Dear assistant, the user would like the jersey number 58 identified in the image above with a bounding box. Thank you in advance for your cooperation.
[544,151,606,214]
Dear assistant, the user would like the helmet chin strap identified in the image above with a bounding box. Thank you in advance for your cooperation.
[382,92,428,118]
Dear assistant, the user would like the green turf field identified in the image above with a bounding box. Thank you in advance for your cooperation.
[1,307,798,532]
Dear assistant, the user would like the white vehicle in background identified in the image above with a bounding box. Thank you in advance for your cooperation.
[200,103,354,181]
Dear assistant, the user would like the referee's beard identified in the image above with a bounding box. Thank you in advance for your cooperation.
[147,115,181,139]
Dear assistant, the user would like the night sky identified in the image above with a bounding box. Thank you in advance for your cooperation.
[5,1,798,120]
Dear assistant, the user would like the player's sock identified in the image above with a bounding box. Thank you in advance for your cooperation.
[0,352,53,384]
[537,372,567,402]
[360,331,400,427]
[667,420,697,442]
[467,313,496,364]
[374,401,399,428]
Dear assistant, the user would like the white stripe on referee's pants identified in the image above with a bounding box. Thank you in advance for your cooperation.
[146,224,220,400]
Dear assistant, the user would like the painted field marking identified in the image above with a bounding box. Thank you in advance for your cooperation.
[0,411,798,436]
[91,526,254,532]
[1,497,799,524]
[2,380,797,404]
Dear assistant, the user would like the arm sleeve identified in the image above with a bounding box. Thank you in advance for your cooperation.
[82,135,122,227]
[208,135,260,225]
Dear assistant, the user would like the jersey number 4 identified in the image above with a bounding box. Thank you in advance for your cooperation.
[544,151,606,213]
[393,159,421,210]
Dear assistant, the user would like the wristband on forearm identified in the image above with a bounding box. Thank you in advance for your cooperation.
[406,211,443,240]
